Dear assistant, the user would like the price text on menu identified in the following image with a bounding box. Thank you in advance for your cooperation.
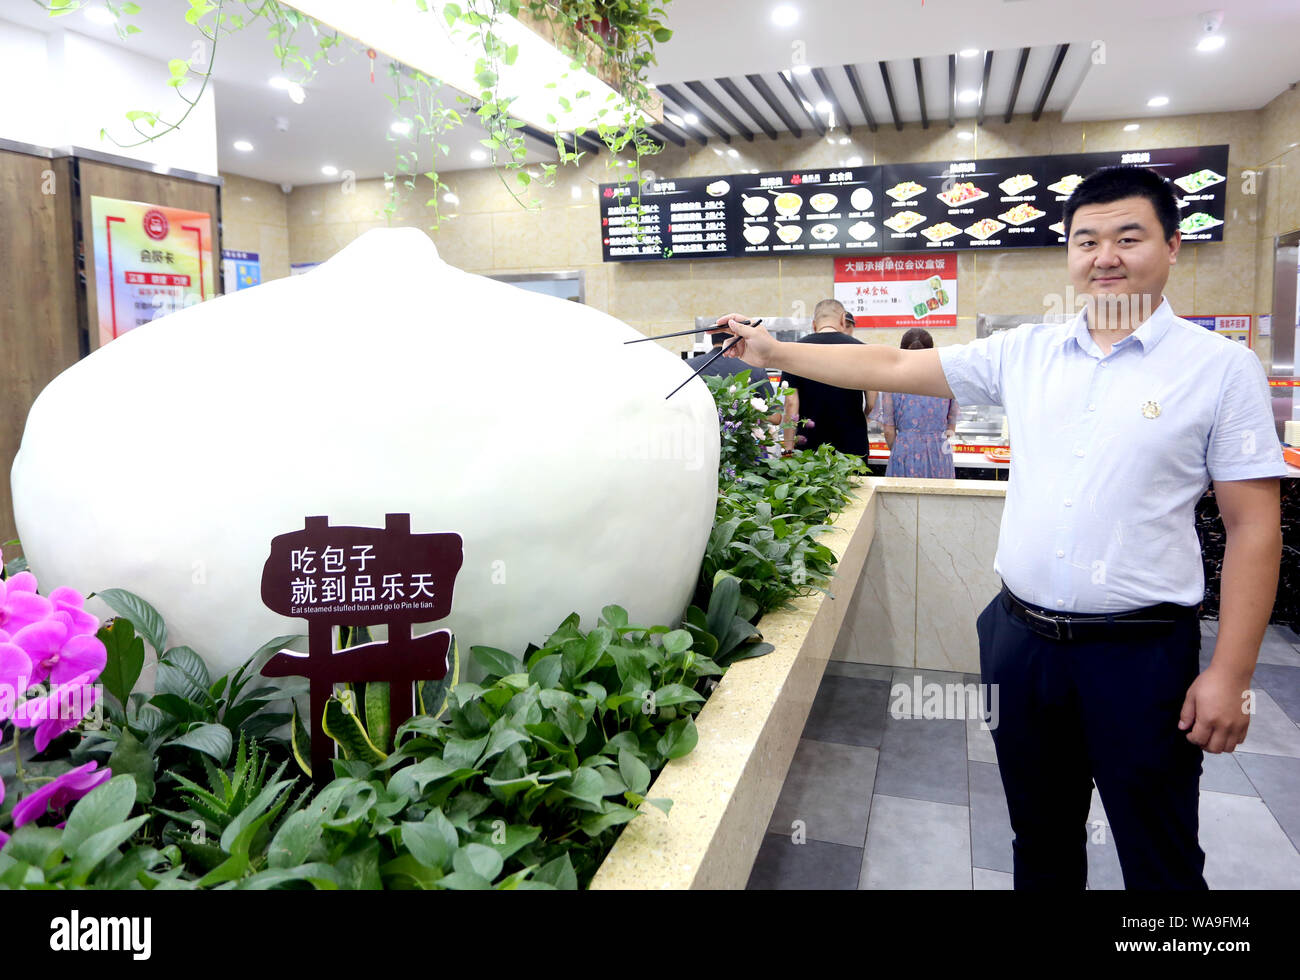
[598,144,1229,262]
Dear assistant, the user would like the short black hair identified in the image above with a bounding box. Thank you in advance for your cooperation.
[1063,166,1182,241]
[900,327,933,350]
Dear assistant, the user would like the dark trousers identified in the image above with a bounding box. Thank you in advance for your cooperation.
[975,589,1208,890]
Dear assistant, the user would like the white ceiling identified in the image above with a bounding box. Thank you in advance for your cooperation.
[4,0,1298,185]
[650,0,1300,122]
[0,0,555,186]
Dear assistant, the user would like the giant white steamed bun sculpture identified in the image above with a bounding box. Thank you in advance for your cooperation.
[11,228,719,678]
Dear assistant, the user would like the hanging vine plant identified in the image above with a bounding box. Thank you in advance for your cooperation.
[35,0,674,241]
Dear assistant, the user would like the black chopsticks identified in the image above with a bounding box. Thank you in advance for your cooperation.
[620,318,764,400]
[623,324,733,344]
[664,334,749,400]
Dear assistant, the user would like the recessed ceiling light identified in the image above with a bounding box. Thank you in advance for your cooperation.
[443,192,459,204]
[270,76,305,103]
[470,149,488,161]
[321,164,338,176]
[958,89,979,104]
[956,131,973,141]
[390,121,411,135]
[771,5,798,27]
[727,148,739,157]
[838,136,850,145]
[84,6,116,24]
[815,100,831,113]
[233,139,254,152]
[1123,123,1140,131]
[793,65,811,76]
[666,112,684,126]
[571,185,583,200]
[959,48,980,58]
[683,113,699,125]
[1147,95,1169,107]
[846,155,863,166]
[1196,34,1225,52]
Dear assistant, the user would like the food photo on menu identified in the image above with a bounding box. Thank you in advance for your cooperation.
[884,210,926,233]
[920,221,962,243]
[1173,167,1226,193]
[809,191,838,213]
[998,172,1038,196]
[886,179,925,202]
[999,202,1046,225]
[1047,172,1084,197]
[966,217,1006,241]
[936,181,987,207]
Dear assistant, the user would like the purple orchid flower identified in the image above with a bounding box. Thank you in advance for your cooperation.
[13,669,102,753]
[47,587,100,637]
[9,761,113,831]
[0,641,33,725]
[0,573,53,636]
[8,618,104,689]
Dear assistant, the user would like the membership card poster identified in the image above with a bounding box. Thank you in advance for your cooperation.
[90,196,215,348]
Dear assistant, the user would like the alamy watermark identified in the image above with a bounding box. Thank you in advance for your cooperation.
[889,675,999,730]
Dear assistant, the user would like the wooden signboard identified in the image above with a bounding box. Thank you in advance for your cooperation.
[260,513,463,779]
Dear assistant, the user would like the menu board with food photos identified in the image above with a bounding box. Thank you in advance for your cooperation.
[599,144,1229,261]
[600,174,733,261]
[729,167,881,256]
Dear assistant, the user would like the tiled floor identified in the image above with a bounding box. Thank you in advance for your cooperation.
[747,620,1300,890]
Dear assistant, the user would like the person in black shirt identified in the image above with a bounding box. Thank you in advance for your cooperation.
[779,299,874,457]
[686,330,776,401]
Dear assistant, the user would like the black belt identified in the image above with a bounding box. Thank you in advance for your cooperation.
[999,583,1199,642]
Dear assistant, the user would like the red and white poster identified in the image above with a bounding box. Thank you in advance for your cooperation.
[90,196,215,348]
[834,254,957,328]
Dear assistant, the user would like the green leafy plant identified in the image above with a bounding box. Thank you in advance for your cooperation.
[41,1,674,235]
[705,371,783,484]
[133,734,304,887]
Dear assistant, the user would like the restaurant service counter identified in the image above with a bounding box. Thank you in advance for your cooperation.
[858,444,1300,630]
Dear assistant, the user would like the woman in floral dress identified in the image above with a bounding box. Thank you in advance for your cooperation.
[873,328,960,479]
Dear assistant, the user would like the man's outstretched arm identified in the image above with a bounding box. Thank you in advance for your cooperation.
[716,314,955,399]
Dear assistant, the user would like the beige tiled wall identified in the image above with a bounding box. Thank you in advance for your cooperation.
[1255,84,1300,370]
[219,173,290,283]
[259,105,1295,364]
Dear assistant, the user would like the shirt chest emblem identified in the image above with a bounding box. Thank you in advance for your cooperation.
[1141,400,1161,419]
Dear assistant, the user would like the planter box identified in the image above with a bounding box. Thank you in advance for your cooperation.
[589,480,877,889]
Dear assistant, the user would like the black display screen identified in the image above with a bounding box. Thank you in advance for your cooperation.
[598,144,1230,261]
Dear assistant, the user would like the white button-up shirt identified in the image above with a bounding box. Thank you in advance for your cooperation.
[939,298,1286,612]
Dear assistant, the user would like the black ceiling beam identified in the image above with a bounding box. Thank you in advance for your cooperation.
[657,83,731,144]
[647,123,685,148]
[1004,47,1031,123]
[947,53,956,127]
[1032,43,1070,121]
[777,70,827,137]
[746,74,803,137]
[716,76,779,140]
[811,67,851,135]
[913,58,928,129]
[879,61,902,130]
[684,80,755,142]
[976,50,994,126]
[842,64,878,133]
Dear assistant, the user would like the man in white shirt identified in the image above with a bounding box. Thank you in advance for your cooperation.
[716,166,1286,889]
